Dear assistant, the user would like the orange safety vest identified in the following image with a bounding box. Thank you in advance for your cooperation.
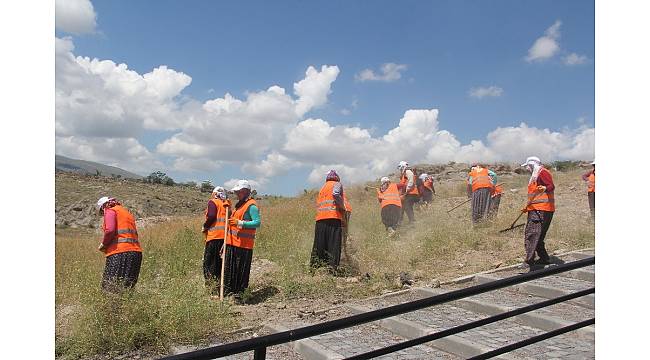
[227,198,258,250]
[344,194,352,213]
[377,183,402,208]
[104,205,142,257]
[423,178,434,192]
[315,181,344,221]
[587,173,595,193]
[400,170,420,196]
[527,169,555,212]
[469,167,493,192]
[491,184,503,198]
[205,198,229,242]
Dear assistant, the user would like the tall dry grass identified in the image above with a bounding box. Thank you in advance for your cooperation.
[55,168,594,358]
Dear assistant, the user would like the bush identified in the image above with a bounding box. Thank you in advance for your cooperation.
[200,181,213,193]
[146,171,175,186]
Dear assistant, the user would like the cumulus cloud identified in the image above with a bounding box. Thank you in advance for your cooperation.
[224,178,265,190]
[56,0,97,34]
[294,65,340,117]
[56,36,192,138]
[526,20,562,62]
[563,53,588,65]
[468,86,504,99]
[55,136,160,174]
[355,63,408,82]
[56,37,593,189]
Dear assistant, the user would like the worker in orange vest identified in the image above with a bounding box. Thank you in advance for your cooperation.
[521,156,555,271]
[418,173,435,206]
[96,196,142,293]
[581,161,595,219]
[225,180,261,300]
[487,183,503,220]
[396,161,419,224]
[377,177,402,234]
[311,169,347,271]
[201,186,231,295]
[467,163,496,224]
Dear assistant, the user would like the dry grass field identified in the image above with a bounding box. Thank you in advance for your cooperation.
[55,167,594,358]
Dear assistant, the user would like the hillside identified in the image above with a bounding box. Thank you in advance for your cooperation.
[55,172,210,229]
[55,155,143,179]
[55,163,595,359]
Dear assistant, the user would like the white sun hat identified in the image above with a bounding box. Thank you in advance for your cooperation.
[231,179,251,192]
[380,176,390,184]
[521,156,541,167]
[96,196,110,210]
[212,186,225,193]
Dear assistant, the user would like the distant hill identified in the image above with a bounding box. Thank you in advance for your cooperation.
[55,155,143,179]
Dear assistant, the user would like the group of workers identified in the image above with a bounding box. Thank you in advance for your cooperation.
[94,157,596,295]
[96,179,260,300]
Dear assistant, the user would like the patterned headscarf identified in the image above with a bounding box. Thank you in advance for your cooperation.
[106,198,120,208]
[326,170,340,181]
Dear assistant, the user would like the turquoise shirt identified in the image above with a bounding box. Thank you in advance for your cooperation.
[240,204,261,229]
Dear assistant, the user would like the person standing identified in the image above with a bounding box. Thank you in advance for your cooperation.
[311,170,346,271]
[377,177,402,234]
[201,186,230,295]
[96,197,143,293]
[521,156,555,271]
[466,164,495,224]
[397,161,419,224]
[582,161,595,219]
[225,180,261,299]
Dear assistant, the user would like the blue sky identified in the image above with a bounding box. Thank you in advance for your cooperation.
[55,0,595,195]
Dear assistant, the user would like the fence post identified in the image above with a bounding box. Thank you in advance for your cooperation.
[253,346,266,360]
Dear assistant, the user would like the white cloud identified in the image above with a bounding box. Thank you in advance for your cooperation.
[56,36,192,138]
[355,63,408,82]
[55,0,97,34]
[224,178,265,191]
[563,53,588,65]
[56,37,594,189]
[55,136,160,174]
[468,86,504,99]
[526,20,562,62]
[294,65,340,117]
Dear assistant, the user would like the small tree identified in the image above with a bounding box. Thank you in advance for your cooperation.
[200,180,213,193]
[146,171,174,185]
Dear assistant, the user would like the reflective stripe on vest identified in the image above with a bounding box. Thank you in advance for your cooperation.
[400,171,419,195]
[470,168,493,192]
[378,183,402,208]
[526,169,555,212]
[205,199,228,241]
[227,198,257,249]
[105,205,142,257]
[315,181,343,221]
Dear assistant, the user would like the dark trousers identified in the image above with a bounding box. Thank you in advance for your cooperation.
[524,210,554,264]
[487,194,501,219]
[381,205,402,229]
[101,251,142,293]
[310,219,342,269]
[203,239,224,294]
[401,194,419,223]
[223,245,253,295]
[471,188,491,224]
[588,192,595,219]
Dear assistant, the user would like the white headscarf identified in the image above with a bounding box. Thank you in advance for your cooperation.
[522,157,543,185]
